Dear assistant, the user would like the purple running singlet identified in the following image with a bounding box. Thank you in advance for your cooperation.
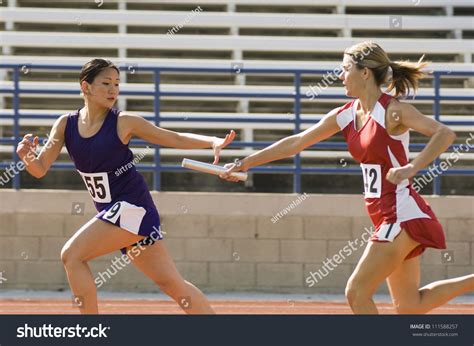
[64,108,163,253]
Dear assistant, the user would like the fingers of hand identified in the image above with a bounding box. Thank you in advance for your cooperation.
[388,168,405,184]
[218,173,231,180]
[18,140,30,153]
[19,138,30,147]
[26,139,38,152]
[225,167,238,175]
[20,134,35,146]
[219,163,240,182]
[219,174,239,182]
[386,169,396,183]
[18,134,39,157]
[219,168,231,179]
[222,130,235,147]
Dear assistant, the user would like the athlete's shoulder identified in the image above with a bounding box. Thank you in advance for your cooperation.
[385,97,417,119]
[334,99,356,130]
[337,99,356,114]
[116,111,150,139]
[46,114,69,143]
[117,110,139,118]
[55,113,69,131]
[116,111,145,126]
[390,98,413,111]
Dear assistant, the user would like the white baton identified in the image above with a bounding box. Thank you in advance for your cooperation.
[181,158,248,181]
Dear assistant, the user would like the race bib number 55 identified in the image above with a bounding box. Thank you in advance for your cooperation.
[78,171,112,203]
[361,163,382,198]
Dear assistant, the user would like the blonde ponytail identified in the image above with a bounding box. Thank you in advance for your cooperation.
[387,55,430,98]
[345,41,431,98]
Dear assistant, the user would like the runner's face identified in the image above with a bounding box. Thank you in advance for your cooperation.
[339,55,365,98]
[82,67,120,108]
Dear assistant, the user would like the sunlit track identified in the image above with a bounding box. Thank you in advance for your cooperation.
[0,300,472,315]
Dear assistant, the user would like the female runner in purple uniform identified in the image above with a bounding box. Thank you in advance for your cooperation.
[16,59,234,314]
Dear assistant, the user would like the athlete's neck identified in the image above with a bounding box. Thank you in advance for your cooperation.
[80,103,109,124]
[357,88,383,115]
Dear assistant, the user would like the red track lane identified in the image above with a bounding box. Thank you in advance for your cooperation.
[0,300,472,314]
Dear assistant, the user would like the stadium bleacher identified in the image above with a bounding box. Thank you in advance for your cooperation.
[0,0,473,194]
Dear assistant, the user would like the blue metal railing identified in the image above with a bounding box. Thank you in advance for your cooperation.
[0,64,473,194]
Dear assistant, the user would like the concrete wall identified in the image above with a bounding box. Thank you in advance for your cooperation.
[0,190,472,294]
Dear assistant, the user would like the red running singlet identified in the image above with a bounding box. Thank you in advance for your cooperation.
[335,93,446,259]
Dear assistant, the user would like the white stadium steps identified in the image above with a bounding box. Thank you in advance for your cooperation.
[1,55,473,73]
[2,32,473,56]
[1,81,473,98]
[1,8,473,32]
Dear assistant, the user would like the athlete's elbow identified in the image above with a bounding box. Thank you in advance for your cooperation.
[32,170,46,179]
[29,165,47,179]
[448,129,457,143]
[439,126,456,144]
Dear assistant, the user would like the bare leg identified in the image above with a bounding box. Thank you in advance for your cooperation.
[61,218,144,314]
[345,230,419,314]
[387,256,474,314]
[128,241,215,314]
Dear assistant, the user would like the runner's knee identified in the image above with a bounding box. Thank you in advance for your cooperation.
[345,278,372,306]
[61,240,86,265]
[154,275,185,295]
[392,295,425,314]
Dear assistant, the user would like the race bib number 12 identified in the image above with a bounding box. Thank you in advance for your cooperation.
[361,163,382,198]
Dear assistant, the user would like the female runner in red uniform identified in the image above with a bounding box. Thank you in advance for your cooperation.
[221,41,474,314]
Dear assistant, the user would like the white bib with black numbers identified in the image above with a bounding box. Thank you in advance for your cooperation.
[78,171,112,203]
[361,163,382,198]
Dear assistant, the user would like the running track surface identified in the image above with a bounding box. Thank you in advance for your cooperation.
[0,300,472,314]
